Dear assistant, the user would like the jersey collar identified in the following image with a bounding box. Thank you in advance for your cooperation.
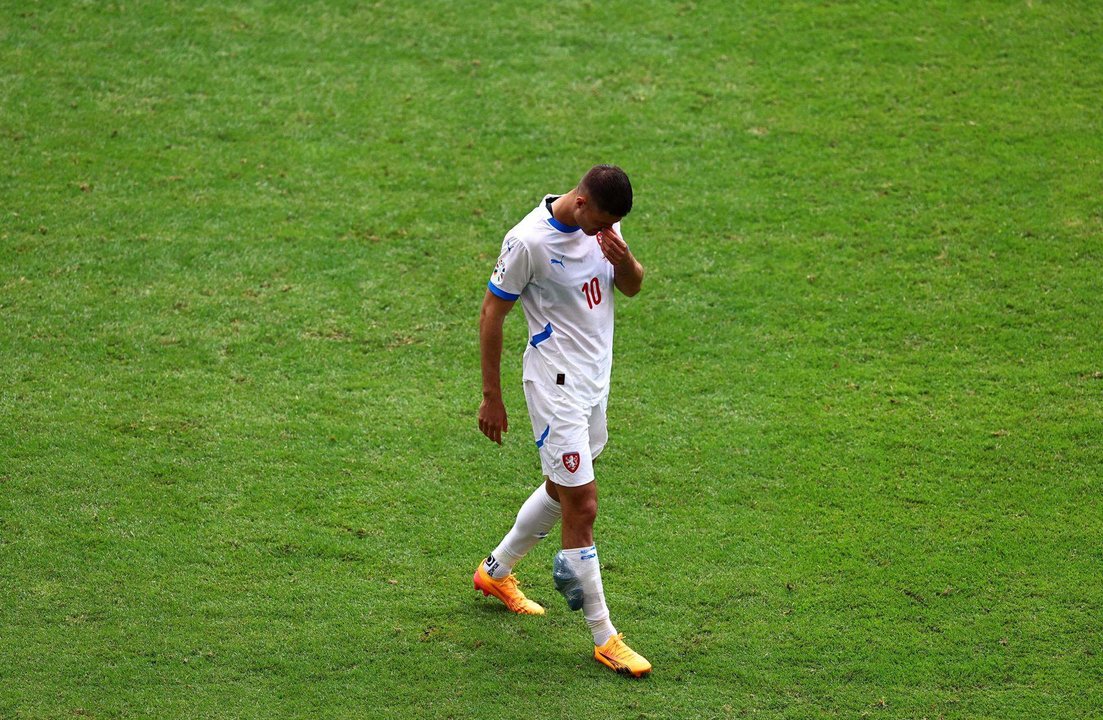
[547,215,581,233]
[545,195,581,233]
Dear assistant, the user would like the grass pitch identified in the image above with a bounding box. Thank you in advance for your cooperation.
[2,1,1101,718]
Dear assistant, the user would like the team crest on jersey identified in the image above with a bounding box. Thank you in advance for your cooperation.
[563,452,580,473]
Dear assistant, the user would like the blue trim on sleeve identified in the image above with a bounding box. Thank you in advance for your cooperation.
[547,216,581,233]
[529,322,553,347]
[487,281,519,301]
[535,424,550,449]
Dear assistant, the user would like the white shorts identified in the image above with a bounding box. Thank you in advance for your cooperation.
[523,380,608,487]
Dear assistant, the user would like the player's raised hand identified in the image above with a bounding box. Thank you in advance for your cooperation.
[478,396,508,445]
[596,226,629,266]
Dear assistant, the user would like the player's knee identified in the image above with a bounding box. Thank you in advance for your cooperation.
[573,496,598,527]
[561,493,597,528]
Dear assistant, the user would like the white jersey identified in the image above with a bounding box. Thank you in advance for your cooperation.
[488,195,619,405]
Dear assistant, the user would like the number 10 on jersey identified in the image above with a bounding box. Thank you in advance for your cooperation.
[581,277,602,309]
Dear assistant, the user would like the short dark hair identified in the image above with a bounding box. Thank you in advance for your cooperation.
[579,164,632,217]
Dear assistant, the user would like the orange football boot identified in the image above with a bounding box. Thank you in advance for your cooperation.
[473,564,545,615]
[594,633,652,677]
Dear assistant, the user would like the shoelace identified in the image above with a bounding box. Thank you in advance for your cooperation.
[498,575,532,605]
[605,635,636,659]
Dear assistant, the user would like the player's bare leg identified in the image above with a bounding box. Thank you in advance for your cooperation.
[545,477,595,547]
[549,478,651,677]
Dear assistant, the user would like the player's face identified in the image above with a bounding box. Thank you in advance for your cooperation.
[574,198,622,236]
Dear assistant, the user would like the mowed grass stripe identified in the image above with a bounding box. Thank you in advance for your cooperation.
[2,1,1101,718]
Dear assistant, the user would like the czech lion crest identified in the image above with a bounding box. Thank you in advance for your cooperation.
[562,452,580,473]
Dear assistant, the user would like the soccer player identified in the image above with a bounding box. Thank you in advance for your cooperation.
[473,165,651,677]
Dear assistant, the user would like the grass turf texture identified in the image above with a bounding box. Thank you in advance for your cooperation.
[2,0,1101,717]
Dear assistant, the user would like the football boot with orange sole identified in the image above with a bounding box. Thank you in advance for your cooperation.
[473,564,545,615]
[594,633,652,677]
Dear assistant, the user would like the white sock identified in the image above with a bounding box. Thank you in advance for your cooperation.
[561,545,617,646]
[483,483,562,579]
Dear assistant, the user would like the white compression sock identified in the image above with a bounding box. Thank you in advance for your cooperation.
[561,545,617,646]
[483,483,562,579]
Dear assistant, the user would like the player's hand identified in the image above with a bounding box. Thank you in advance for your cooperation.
[478,396,508,445]
[596,226,630,267]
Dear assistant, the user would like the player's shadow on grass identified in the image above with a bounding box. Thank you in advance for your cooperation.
[469,596,553,615]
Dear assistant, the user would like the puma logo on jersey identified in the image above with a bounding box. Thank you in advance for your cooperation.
[550,258,566,269]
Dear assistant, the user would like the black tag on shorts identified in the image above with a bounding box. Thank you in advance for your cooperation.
[556,373,565,385]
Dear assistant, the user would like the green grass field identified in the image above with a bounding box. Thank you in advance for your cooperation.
[2,1,1101,717]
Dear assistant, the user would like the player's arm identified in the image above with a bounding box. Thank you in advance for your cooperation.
[478,290,516,445]
[597,226,644,297]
